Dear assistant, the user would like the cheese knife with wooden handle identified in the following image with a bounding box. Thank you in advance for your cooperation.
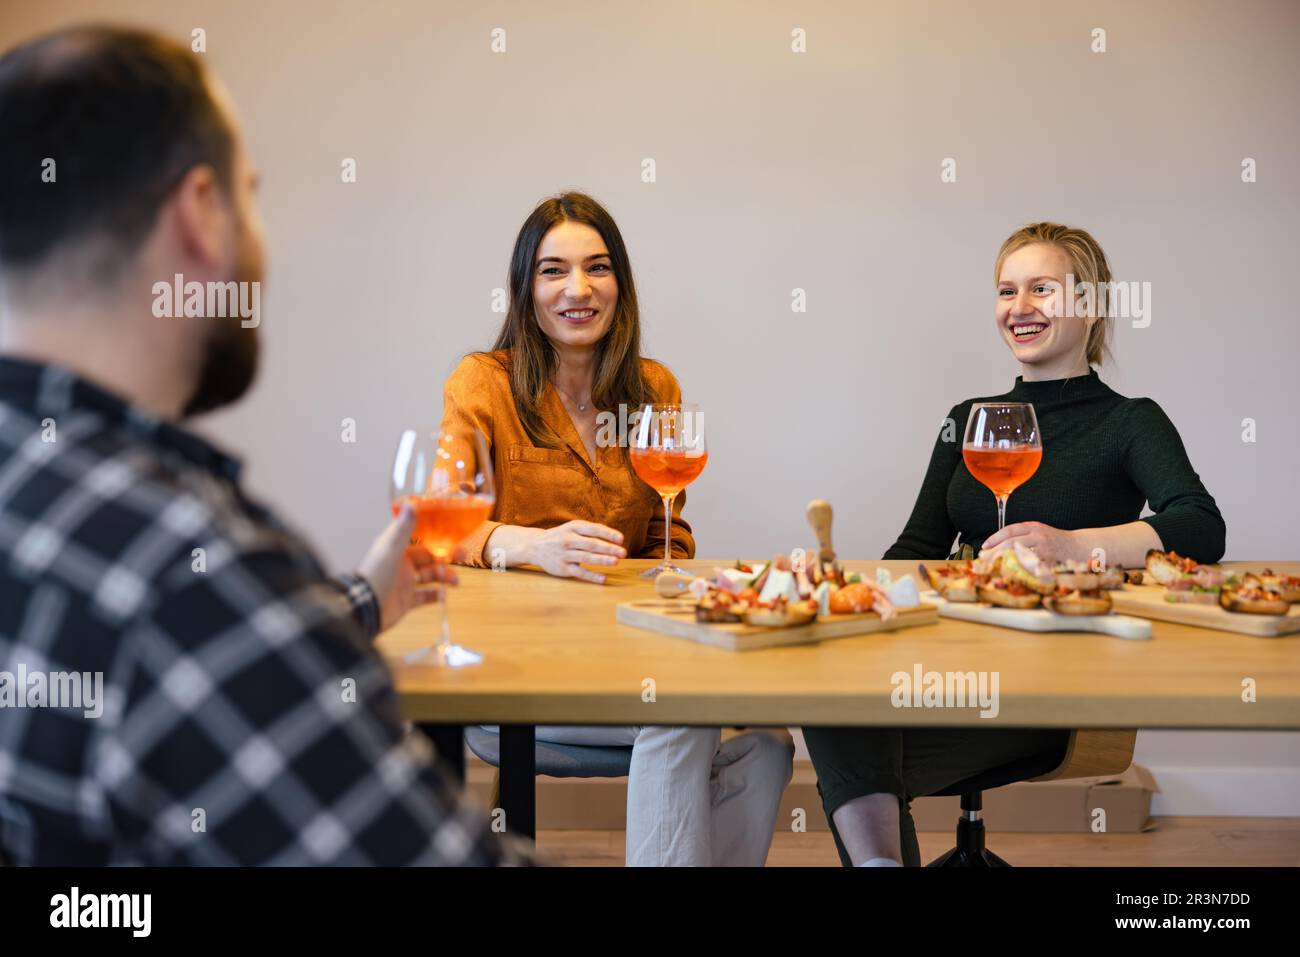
[806,499,836,569]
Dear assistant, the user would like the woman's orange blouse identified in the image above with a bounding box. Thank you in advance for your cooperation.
[439,350,696,568]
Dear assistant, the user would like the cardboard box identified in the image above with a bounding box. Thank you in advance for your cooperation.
[907,764,1159,833]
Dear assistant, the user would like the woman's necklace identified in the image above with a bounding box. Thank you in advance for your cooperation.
[554,381,592,413]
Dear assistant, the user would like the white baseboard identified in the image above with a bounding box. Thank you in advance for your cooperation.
[1146,766,1300,817]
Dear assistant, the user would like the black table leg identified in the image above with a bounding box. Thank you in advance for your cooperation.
[499,724,536,841]
[418,722,465,785]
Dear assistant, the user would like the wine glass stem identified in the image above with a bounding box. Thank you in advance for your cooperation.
[433,563,451,654]
[996,493,1009,531]
[662,493,676,567]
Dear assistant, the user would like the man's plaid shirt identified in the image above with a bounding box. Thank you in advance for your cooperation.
[0,357,528,865]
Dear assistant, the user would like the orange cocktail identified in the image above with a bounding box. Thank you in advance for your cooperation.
[629,449,709,498]
[392,494,494,560]
[961,446,1042,498]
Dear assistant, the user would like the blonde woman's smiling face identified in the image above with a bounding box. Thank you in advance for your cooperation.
[996,242,1092,374]
[532,221,618,351]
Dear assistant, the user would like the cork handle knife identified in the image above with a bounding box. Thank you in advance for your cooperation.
[806,499,835,565]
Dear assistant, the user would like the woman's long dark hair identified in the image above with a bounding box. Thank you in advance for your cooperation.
[484,191,655,449]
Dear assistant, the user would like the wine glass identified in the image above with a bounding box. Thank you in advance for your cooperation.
[962,403,1042,531]
[389,427,495,667]
[629,403,708,578]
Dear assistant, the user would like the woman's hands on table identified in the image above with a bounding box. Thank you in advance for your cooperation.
[488,520,627,584]
[980,519,1163,570]
[980,522,1086,565]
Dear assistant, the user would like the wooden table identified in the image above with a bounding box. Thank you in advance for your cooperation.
[378,559,1300,838]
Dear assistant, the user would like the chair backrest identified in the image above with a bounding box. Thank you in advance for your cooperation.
[1030,729,1136,782]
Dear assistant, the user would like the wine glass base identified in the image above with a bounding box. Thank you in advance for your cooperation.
[403,643,483,668]
[640,561,690,579]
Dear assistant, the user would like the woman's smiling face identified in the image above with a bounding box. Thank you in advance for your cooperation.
[996,242,1093,373]
[532,220,618,352]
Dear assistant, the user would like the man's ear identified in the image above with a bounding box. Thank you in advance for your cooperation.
[169,165,229,271]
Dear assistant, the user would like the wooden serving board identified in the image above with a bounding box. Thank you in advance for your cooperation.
[926,592,1151,641]
[616,599,938,651]
[1108,583,1300,637]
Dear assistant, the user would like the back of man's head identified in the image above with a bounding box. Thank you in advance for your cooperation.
[0,25,262,418]
[0,25,234,290]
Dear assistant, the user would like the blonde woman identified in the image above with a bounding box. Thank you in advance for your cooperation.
[803,222,1226,867]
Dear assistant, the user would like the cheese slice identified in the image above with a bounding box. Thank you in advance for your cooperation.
[888,574,920,608]
[813,580,834,616]
[758,569,798,605]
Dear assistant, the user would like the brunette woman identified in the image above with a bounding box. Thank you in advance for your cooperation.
[439,192,793,866]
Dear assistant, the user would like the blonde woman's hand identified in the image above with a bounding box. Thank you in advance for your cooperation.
[979,522,1085,565]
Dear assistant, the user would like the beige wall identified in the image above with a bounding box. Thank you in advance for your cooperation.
[3,0,1297,815]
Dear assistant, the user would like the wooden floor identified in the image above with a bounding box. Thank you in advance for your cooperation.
[535,817,1300,866]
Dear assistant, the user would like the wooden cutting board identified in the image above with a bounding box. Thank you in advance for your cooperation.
[616,599,938,651]
[925,592,1151,641]
[1108,583,1300,637]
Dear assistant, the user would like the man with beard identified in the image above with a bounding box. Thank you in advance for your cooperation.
[0,26,528,865]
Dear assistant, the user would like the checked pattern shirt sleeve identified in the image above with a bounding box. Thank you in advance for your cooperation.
[333,572,381,640]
